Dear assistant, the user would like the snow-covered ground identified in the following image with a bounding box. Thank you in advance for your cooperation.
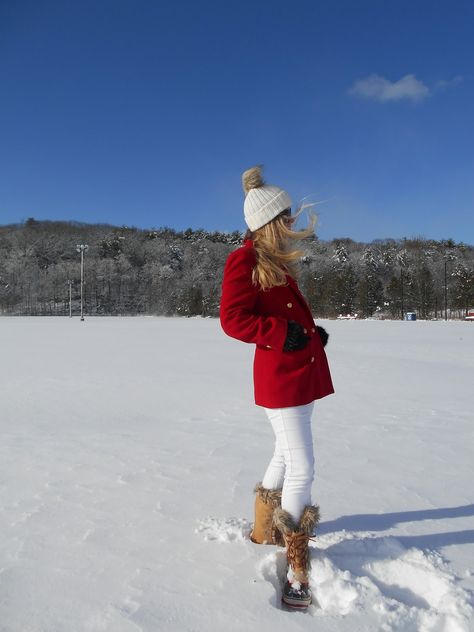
[0,316,473,632]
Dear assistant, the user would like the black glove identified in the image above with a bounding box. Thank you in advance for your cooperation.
[316,325,329,347]
[283,320,310,352]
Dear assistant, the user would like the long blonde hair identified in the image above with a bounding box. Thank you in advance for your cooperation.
[250,212,315,290]
[242,165,316,290]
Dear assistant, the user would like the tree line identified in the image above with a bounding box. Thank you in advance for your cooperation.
[0,218,473,319]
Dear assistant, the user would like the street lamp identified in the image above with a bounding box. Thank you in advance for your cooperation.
[67,279,73,317]
[444,259,448,321]
[76,244,89,321]
[396,250,407,321]
[400,266,404,320]
[443,251,457,321]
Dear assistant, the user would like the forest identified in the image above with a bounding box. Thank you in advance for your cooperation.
[0,218,473,319]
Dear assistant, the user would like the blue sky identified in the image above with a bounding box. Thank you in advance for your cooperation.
[0,0,473,243]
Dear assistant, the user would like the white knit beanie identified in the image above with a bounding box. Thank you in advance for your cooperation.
[242,166,292,231]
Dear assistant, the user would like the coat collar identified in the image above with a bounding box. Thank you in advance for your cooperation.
[286,275,313,318]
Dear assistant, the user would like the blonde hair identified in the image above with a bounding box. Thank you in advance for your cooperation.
[250,212,316,290]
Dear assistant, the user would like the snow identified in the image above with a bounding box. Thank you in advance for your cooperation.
[0,316,473,631]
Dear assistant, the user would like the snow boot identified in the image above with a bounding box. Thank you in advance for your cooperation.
[273,504,320,609]
[249,483,285,546]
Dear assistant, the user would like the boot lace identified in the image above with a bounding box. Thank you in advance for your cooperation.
[286,532,311,576]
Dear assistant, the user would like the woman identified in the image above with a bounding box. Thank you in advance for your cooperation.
[219,166,334,609]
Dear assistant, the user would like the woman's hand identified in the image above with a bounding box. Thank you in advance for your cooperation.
[316,325,329,347]
[283,321,311,352]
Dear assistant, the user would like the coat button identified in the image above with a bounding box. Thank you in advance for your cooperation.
[311,356,315,362]
[303,328,307,334]
[311,327,315,333]
[287,302,293,308]
[266,345,272,349]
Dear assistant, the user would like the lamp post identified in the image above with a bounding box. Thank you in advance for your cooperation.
[67,280,72,317]
[443,251,457,321]
[400,266,404,320]
[76,244,89,321]
[444,259,448,321]
[397,249,407,321]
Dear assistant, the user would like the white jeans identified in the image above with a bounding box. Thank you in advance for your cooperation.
[261,402,315,524]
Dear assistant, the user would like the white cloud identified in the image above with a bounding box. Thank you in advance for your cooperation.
[349,73,430,103]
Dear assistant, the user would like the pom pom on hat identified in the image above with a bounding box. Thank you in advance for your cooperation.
[242,165,265,194]
[242,165,292,231]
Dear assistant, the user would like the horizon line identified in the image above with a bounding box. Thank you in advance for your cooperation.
[0,217,471,248]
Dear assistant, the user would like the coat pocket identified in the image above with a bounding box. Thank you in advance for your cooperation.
[279,342,314,371]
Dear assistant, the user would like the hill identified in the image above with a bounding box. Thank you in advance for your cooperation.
[0,219,472,319]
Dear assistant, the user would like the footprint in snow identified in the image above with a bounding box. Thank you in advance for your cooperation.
[195,517,252,542]
[309,533,472,630]
[196,519,473,629]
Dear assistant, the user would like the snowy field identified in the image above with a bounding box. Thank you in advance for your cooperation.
[0,316,473,632]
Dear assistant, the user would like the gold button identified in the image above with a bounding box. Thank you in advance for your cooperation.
[311,356,315,362]
[287,302,293,308]
[311,328,315,333]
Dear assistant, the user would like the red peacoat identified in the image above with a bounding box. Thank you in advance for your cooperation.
[220,239,335,408]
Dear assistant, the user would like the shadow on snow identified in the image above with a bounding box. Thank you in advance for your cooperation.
[319,503,474,549]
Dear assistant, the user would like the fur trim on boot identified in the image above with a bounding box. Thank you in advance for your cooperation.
[249,483,285,546]
[254,483,282,508]
[273,504,320,537]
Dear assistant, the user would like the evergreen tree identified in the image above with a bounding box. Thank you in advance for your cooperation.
[451,263,474,316]
[0,220,472,319]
